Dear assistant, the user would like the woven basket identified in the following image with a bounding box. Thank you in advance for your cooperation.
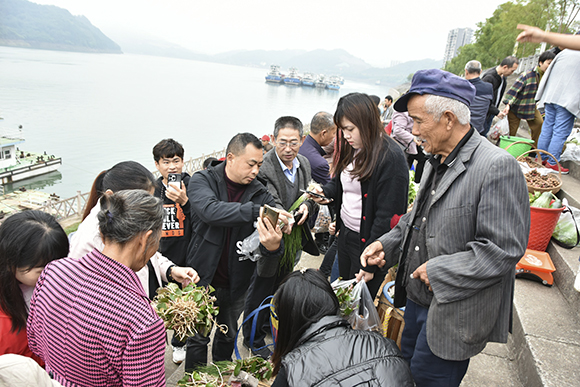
[517,149,562,195]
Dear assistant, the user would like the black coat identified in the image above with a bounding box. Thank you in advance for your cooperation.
[322,136,409,273]
[274,316,414,387]
[481,67,506,117]
[186,161,283,298]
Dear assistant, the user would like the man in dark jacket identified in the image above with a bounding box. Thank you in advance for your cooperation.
[152,138,193,364]
[243,116,317,358]
[481,56,519,135]
[464,60,493,134]
[298,112,336,185]
[184,133,285,370]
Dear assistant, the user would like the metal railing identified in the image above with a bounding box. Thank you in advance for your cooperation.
[34,148,227,222]
[516,54,540,75]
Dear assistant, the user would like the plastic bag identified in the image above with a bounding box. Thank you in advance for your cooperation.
[552,204,580,248]
[312,205,331,233]
[331,278,382,334]
[488,117,509,141]
[236,228,262,262]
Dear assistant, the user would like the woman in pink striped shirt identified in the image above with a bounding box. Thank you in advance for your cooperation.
[28,190,180,387]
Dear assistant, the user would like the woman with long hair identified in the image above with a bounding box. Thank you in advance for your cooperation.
[313,92,409,297]
[70,161,198,299]
[28,190,171,386]
[0,211,69,363]
[270,269,413,386]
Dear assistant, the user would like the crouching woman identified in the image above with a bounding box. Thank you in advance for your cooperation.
[271,269,414,387]
[27,190,185,387]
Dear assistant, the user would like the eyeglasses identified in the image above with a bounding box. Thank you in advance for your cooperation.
[276,141,300,149]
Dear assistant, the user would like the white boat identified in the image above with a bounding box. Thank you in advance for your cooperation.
[0,128,62,185]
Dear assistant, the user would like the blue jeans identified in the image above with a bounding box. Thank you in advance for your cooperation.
[538,103,576,165]
[401,299,469,387]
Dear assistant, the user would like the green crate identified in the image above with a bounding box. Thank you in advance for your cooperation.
[499,136,535,157]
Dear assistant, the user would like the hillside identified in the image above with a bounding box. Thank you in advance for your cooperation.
[0,0,121,53]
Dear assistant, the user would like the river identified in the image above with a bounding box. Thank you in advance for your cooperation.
[0,46,389,198]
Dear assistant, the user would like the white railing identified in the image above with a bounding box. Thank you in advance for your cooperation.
[35,148,227,222]
[36,191,89,221]
[152,149,226,178]
[516,54,540,75]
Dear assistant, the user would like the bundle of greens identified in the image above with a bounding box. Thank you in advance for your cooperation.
[280,194,308,272]
[408,171,419,206]
[529,191,562,209]
[333,281,355,318]
[178,358,274,387]
[153,283,226,341]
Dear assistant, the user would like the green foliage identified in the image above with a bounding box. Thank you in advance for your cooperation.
[444,0,576,75]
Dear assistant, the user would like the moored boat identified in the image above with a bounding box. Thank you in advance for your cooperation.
[315,74,327,88]
[265,65,283,83]
[0,128,62,185]
[301,72,316,87]
[283,67,301,86]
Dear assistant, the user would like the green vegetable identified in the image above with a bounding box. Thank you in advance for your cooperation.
[550,198,563,209]
[153,283,226,341]
[408,171,419,206]
[530,192,553,208]
[333,279,356,317]
[529,191,541,204]
[178,358,273,386]
[280,194,307,272]
[552,213,578,245]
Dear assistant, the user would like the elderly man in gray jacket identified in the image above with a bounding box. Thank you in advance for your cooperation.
[361,69,530,387]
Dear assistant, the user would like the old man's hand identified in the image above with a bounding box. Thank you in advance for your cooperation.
[360,240,386,268]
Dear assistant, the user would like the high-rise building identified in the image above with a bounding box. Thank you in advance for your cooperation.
[443,28,474,64]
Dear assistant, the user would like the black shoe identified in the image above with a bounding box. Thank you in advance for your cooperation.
[243,342,272,360]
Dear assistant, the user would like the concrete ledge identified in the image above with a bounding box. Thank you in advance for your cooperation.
[511,279,580,387]
[547,241,580,310]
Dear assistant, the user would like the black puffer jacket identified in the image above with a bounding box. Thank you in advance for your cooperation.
[276,316,414,387]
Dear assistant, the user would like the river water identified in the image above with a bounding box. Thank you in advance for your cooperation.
[0,46,388,198]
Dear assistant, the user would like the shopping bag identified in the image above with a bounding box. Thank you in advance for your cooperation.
[312,205,331,233]
[331,278,382,334]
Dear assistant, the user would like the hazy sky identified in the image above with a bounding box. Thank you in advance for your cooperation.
[33,0,510,67]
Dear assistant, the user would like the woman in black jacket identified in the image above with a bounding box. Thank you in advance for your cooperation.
[271,269,414,387]
[313,92,409,298]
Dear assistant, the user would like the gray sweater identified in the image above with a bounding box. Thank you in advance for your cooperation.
[536,49,580,117]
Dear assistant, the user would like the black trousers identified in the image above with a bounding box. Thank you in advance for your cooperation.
[407,148,426,183]
[337,225,385,299]
[185,287,246,371]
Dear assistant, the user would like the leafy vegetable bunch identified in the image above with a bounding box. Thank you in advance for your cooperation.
[153,283,226,341]
[408,170,419,206]
[178,358,274,387]
[334,282,355,317]
[529,191,562,209]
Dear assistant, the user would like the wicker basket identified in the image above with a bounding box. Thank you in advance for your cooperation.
[517,149,562,195]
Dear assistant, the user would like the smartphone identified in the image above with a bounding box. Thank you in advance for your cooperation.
[260,204,280,227]
[167,173,181,191]
[300,189,333,202]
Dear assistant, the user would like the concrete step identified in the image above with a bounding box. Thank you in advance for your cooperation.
[510,278,580,387]
[547,241,580,311]
[561,159,580,182]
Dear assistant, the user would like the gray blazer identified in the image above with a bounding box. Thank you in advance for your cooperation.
[259,150,316,214]
[378,133,530,361]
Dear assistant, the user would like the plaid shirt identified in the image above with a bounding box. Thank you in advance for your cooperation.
[504,67,543,120]
[27,249,166,387]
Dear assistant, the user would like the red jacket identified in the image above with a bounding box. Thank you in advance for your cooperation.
[0,307,43,366]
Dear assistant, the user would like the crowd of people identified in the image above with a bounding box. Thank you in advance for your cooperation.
[0,24,577,387]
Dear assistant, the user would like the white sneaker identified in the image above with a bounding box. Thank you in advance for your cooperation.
[172,345,186,364]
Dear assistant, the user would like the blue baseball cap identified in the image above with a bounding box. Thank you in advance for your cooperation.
[394,69,476,112]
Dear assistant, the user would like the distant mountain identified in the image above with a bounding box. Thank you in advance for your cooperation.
[208,49,441,87]
[0,0,121,53]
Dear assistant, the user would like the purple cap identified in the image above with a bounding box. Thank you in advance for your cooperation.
[394,69,476,112]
